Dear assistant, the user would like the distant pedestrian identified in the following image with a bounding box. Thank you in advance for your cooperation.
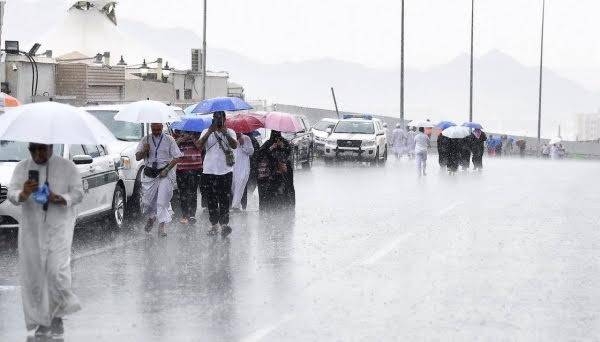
[437,132,450,170]
[406,127,417,159]
[174,130,203,225]
[391,123,407,159]
[195,111,238,236]
[8,143,83,338]
[468,128,487,170]
[136,123,183,237]
[487,135,496,156]
[550,144,562,160]
[541,144,550,158]
[231,132,254,210]
[414,127,429,176]
[516,139,527,158]
[256,130,296,211]
[495,138,503,157]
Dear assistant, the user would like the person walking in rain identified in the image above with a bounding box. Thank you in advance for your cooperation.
[406,126,417,159]
[136,123,183,237]
[256,130,296,211]
[468,128,487,170]
[390,123,407,159]
[231,132,254,211]
[196,111,238,236]
[8,143,83,338]
[414,127,430,176]
[437,131,450,171]
[174,130,203,225]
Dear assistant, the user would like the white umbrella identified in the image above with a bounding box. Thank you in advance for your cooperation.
[442,126,471,139]
[114,100,180,123]
[549,137,562,145]
[0,101,116,144]
[409,119,434,128]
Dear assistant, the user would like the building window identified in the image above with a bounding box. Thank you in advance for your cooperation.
[184,89,192,100]
[176,89,180,100]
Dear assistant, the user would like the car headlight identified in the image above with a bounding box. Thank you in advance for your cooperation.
[362,140,376,147]
[326,138,337,145]
[120,156,131,170]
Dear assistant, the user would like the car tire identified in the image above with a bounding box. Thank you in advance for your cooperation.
[110,185,126,230]
[372,148,380,166]
[379,146,388,166]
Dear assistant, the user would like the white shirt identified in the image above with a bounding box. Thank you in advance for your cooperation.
[136,133,183,169]
[414,132,430,153]
[201,128,237,175]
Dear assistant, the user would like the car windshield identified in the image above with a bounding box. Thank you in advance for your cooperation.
[87,110,144,142]
[0,141,63,162]
[334,121,374,134]
[314,120,336,131]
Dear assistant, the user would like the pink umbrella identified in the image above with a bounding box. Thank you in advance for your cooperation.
[264,111,303,133]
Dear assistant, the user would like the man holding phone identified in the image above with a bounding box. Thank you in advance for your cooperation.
[195,111,238,236]
[8,143,83,338]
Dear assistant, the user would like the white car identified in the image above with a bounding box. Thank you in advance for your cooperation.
[0,142,126,229]
[83,104,184,216]
[311,118,339,155]
[323,115,388,165]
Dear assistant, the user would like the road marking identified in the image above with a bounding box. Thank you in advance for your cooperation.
[239,314,294,342]
[436,201,464,217]
[0,285,19,291]
[359,232,414,266]
[72,235,146,261]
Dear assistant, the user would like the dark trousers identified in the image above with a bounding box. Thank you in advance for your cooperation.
[203,172,233,225]
[472,152,484,169]
[177,170,200,218]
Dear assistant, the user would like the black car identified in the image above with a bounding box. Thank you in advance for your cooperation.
[282,115,315,169]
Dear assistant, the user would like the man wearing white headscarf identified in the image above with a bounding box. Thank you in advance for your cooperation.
[390,123,407,159]
[8,143,83,338]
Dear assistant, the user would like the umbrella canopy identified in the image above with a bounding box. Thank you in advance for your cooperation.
[549,137,562,145]
[463,122,483,130]
[114,100,180,123]
[170,115,213,133]
[191,97,252,114]
[226,114,264,133]
[0,102,116,144]
[183,104,196,115]
[409,119,434,128]
[436,121,456,130]
[442,126,471,139]
[264,111,303,133]
[0,93,20,110]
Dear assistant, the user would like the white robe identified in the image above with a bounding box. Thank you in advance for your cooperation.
[8,155,83,330]
[391,128,407,155]
[406,131,417,155]
[231,135,254,209]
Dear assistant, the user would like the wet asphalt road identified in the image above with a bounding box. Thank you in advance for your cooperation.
[1,157,599,341]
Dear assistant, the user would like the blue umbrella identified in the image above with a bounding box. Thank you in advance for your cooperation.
[436,121,456,130]
[191,97,252,114]
[463,122,483,130]
[170,115,213,133]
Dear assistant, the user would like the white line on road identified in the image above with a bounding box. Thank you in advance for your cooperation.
[72,235,147,261]
[0,285,19,291]
[436,201,464,217]
[359,232,414,266]
[239,314,294,342]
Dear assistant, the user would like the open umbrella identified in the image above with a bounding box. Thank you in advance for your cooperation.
[114,100,180,123]
[0,102,116,144]
[463,122,483,130]
[549,137,562,145]
[170,115,213,133]
[442,126,471,139]
[264,111,303,133]
[0,92,20,111]
[409,119,434,128]
[226,114,264,133]
[191,96,252,114]
[436,121,456,130]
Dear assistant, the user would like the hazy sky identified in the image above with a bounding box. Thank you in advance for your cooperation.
[15,0,600,71]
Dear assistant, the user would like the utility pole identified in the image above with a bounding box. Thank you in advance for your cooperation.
[537,0,546,146]
[201,0,207,100]
[331,87,340,119]
[400,0,405,126]
[469,0,474,123]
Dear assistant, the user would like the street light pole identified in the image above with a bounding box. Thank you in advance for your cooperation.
[469,0,474,123]
[202,0,207,100]
[537,0,546,146]
[400,0,405,126]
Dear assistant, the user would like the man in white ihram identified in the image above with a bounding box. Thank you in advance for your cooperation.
[8,143,83,338]
[136,123,183,237]
[414,127,430,176]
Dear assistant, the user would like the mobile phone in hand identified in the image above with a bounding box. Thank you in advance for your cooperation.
[28,170,39,183]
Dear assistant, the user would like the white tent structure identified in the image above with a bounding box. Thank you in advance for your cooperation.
[42,1,164,66]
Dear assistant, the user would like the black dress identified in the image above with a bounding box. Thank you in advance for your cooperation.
[256,134,296,212]
[437,134,449,168]
[468,132,487,169]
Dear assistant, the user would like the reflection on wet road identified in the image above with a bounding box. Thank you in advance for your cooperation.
[1,158,600,341]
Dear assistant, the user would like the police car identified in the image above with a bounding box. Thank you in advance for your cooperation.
[323,115,388,165]
[0,142,126,229]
